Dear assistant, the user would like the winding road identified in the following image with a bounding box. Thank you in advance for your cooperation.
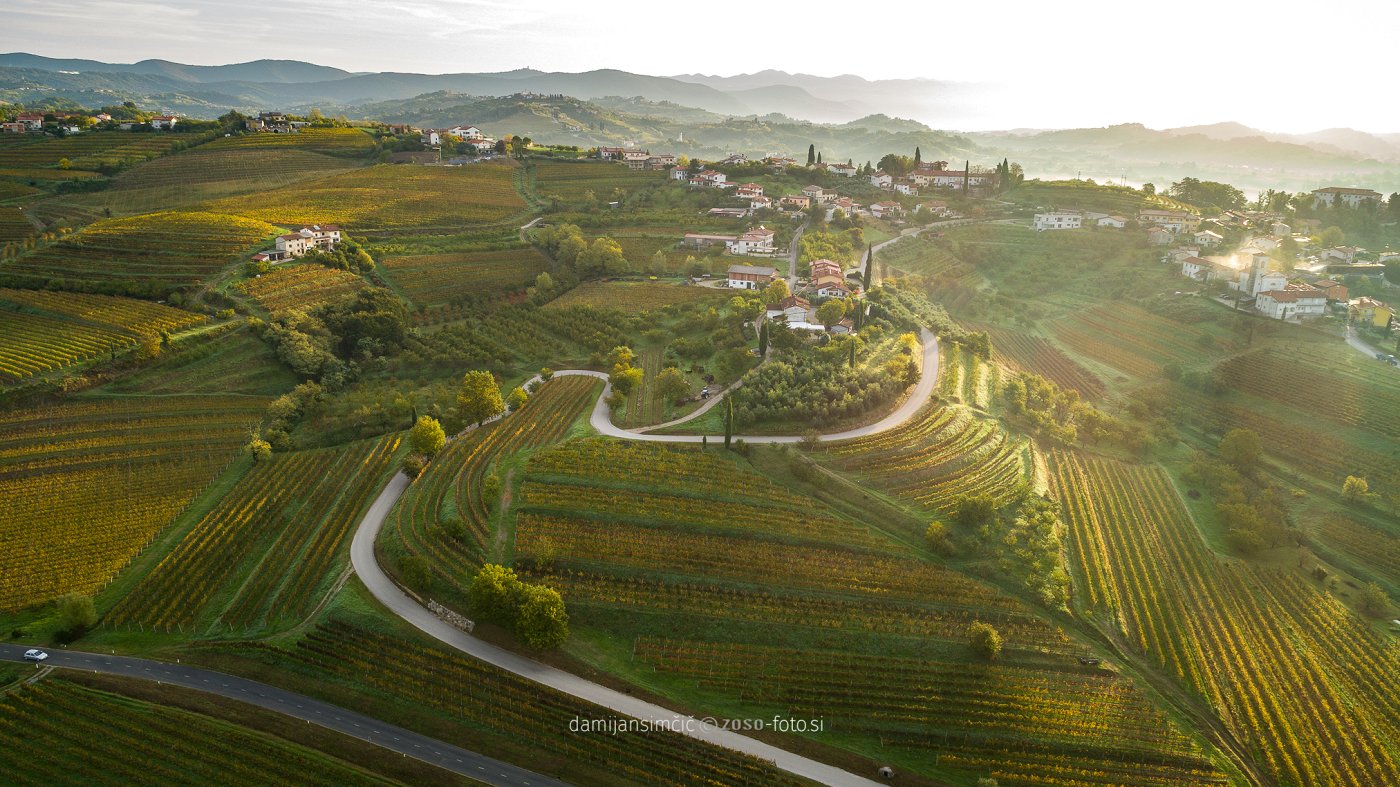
[0,644,563,787]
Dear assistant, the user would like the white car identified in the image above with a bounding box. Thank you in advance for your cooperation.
[22,649,48,662]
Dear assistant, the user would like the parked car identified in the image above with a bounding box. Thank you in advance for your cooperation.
[22,649,48,662]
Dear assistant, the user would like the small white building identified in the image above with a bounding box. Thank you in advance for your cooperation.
[1311,187,1383,208]
[1098,215,1128,228]
[1256,287,1326,320]
[1194,230,1223,246]
[827,162,857,177]
[1033,211,1083,231]
[272,224,343,260]
[727,264,779,289]
[870,201,905,220]
[149,115,179,130]
[868,171,893,189]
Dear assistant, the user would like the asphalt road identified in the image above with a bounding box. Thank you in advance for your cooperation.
[0,643,564,787]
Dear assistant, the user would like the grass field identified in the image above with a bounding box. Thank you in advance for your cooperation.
[107,434,401,633]
[0,677,400,785]
[530,160,667,202]
[46,148,362,219]
[379,247,550,306]
[236,263,370,314]
[544,280,726,312]
[0,395,266,611]
[0,210,278,292]
[1051,451,1400,786]
[204,162,526,233]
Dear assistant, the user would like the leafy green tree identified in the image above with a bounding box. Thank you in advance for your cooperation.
[954,493,998,529]
[654,367,691,402]
[1359,582,1389,617]
[815,299,846,329]
[1343,475,1370,502]
[577,237,627,277]
[409,416,446,457]
[610,366,643,396]
[467,564,524,625]
[515,584,570,649]
[1218,428,1261,474]
[399,555,432,592]
[56,593,97,633]
[925,520,954,556]
[246,438,272,462]
[968,621,1002,660]
[458,370,504,426]
[506,386,530,412]
[761,278,790,304]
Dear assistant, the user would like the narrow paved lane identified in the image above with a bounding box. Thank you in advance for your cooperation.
[0,644,563,787]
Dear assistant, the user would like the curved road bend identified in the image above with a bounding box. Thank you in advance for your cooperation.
[351,479,882,787]
[0,644,563,787]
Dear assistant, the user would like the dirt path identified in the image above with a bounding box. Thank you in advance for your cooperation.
[491,467,515,562]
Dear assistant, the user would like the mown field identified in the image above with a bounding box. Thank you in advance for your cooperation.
[108,434,401,634]
[106,326,298,396]
[1052,451,1400,786]
[0,210,278,293]
[203,163,526,234]
[379,247,550,306]
[236,263,370,314]
[504,437,1223,785]
[0,395,266,611]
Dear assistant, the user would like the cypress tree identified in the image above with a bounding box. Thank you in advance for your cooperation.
[915,146,922,165]
[807,144,816,166]
[758,319,769,357]
[848,339,857,368]
[724,397,734,450]
[862,244,874,292]
[817,151,823,165]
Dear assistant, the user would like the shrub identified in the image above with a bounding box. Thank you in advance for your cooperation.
[969,621,1002,660]
[399,555,432,592]
[56,593,97,635]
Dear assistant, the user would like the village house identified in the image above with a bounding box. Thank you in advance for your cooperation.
[1321,246,1360,264]
[1251,270,1289,297]
[149,115,179,130]
[621,149,651,164]
[1033,211,1083,231]
[720,153,748,166]
[1098,215,1128,228]
[685,226,775,256]
[15,112,45,130]
[1256,287,1327,320]
[868,171,893,189]
[1308,278,1348,301]
[421,130,442,146]
[1349,297,1394,329]
[1194,230,1224,246]
[0,122,26,134]
[691,170,729,188]
[1271,221,1291,237]
[669,166,689,181]
[1139,209,1200,233]
[1378,250,1400,263]
[779,194,812,211]
[870,201,905,220]
[645,154,677,170]
[270,225,343,261]
[1181,256,1216,281]
[827,162,857,177]
[766,294,810,320]
[1249,236,1280,252]
[1311,186,1383,208]
[727,264,780,290]
[597,147,624,160]
[750,195,773,210]
[735,183,764,199]
[1147,227,1174,246]
[892,180,920,196]
[830,197,859,218]
[765,156,797,169]
[801,184,826,201]
[444,125,484,140]
[929,170,991,190]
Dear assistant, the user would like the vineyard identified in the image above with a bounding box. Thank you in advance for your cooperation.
[1,287,204,336]
[1051,451,1400,786]
[938,341,996,409]
[1315,514,1400,589]
[108,434,401,633]
[204,162,526,233]
[0,678,389,786]
[544,280,725,312]
[0,206,34,243]
[0,131,189,171]
[107,326,298,396]
[0,210,278,291]
[0,308,136,383]
[258,620,803,786]
[399,304,633,374]
[879,233,976,282]
[236,263,370,314]
[530,160,666,202]
[978,324,1105,399]
[379,247,550,305]
[637,638,1223,786]
[203,128,375,157]
[386,376,599,588]
[824,403,1032,513]
[1052,303,1224,378]
[0,395,266,611]
[1219,346,1400,442]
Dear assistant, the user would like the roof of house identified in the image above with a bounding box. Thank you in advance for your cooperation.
[873,200,903,208]
[1351,296,1390,308]
[1196,230,1223,237]
[729,264,779,276]
[1313,186,1383,196]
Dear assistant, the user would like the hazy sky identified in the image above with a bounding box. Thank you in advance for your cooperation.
[3,0,1397,132]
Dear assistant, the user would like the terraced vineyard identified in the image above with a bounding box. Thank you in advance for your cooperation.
[0,395,265,611]
[237,263,370,314]
[0,678,391,785]
[0,206,35,244]
[1219,346,1400,441]
[0,131,191,171]
[387,375,599,585]
[379,247,550,305]
[0,309,135,382]
[880,233,976,281]
[1,288,205,336]
[638,638,1223,786]
[204,163,526,233]
[1052,303,1223,378]
[204,128,375,157]
[0,210,278,292]
[544,280,725,312]
[938,341,996,408]
[530,160,666,201]
[1051,451,1400,786]
[264,620,803,786]
[824,403,1032,513]
[977,324,1105,399]
[108,434,401,633]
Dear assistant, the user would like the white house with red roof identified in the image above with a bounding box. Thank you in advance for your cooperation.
[1256,285,1326,320]
[15,112,44,130]
[736,183,764,199]
[868,171,893,189]
[870,201,905,219]
[149,115,179,130]
[272,225,343,260]
[929,170,990,190]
